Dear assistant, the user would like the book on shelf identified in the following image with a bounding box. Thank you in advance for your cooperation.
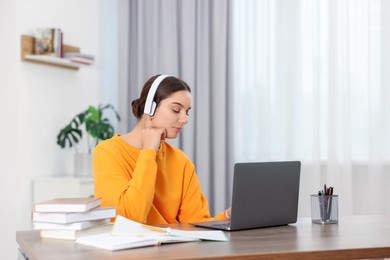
[59,30,64,58]
[34,197,101,213]
[32,206,116,224]
[40,223,113,240]
[33,218,110,231]
[69,57,94,65]
[63,52,95,60]
[63,51,95,65]
[34,27,62,57]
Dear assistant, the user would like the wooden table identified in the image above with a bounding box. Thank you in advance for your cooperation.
[17,215,390,259]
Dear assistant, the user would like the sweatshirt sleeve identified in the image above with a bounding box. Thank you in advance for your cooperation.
[93,146,158,223]
[177,160,228,223]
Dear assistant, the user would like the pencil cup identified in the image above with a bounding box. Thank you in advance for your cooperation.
[310,194,338,224]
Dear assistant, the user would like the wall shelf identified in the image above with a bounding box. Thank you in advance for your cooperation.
[21,35,81,70]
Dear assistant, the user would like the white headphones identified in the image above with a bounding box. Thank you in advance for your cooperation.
[143,74,171,116]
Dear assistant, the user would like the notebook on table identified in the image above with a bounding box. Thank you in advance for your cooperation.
[192,161,301,231]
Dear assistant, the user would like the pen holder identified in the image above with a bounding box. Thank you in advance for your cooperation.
[310,194,339,224]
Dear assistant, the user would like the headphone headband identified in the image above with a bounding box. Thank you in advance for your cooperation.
[144,74,171,116]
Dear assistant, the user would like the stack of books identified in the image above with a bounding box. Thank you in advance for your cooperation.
[32,197,116,240]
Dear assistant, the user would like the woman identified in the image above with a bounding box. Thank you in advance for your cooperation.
[93,74,231,225]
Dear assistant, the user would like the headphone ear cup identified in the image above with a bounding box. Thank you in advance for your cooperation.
[150,102,157,115]
[144,75,170,116]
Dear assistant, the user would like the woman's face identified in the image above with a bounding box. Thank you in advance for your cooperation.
[151,90,192,139]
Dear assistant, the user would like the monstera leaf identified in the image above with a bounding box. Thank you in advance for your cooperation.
[57,104,120,153]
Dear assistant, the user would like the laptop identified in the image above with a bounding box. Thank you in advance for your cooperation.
[192,161,301,231]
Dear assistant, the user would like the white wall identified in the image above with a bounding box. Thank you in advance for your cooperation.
[0,1,19,258]
[0,0,118,258]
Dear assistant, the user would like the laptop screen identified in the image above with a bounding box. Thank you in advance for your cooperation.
[229,161,301,230]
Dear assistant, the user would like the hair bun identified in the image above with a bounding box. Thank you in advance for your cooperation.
[131,98,142,118]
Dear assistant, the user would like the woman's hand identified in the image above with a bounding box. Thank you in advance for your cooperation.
[141,120,167,151]
[225,207,232,220]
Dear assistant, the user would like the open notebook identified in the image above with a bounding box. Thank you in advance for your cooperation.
[76,215,228,251]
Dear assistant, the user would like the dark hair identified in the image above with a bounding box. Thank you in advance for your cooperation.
[131,74,191,119]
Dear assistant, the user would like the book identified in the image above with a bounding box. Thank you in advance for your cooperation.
[63,52,95,60]
[34,28,62,57]
[112,215,229,241]
[69,57,94,65]
[76,233,158,251]
[59,30,64,58]
[40,223,113,240]
[32,206,116,224]
[33,218,110,231]
[34,197,101,213]
[76,233,199,251]
[75,215,228,251]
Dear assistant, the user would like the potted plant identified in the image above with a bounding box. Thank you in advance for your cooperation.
[57,104,121,176]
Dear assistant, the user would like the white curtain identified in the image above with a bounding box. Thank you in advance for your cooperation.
[232,0,390,217]
[118,0,233,215]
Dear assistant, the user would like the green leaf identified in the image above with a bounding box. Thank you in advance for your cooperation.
[56,103,121,151]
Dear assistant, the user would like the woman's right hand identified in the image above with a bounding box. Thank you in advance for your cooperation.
[141,126,167,151]
[225,207,232,220]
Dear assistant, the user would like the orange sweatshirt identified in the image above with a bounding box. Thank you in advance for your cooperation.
[93,134,226,225]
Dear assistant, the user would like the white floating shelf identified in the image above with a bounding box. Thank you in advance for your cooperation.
[24,55,80,70]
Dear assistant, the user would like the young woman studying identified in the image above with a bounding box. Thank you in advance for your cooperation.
[93,74,231,225]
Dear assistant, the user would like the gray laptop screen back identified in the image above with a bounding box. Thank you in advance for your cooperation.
[230,161,301,230]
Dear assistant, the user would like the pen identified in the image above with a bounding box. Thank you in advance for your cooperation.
[318,190,324,221]
[327,187,334,219]
[142,224,168,233]
[323,184,329,221]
